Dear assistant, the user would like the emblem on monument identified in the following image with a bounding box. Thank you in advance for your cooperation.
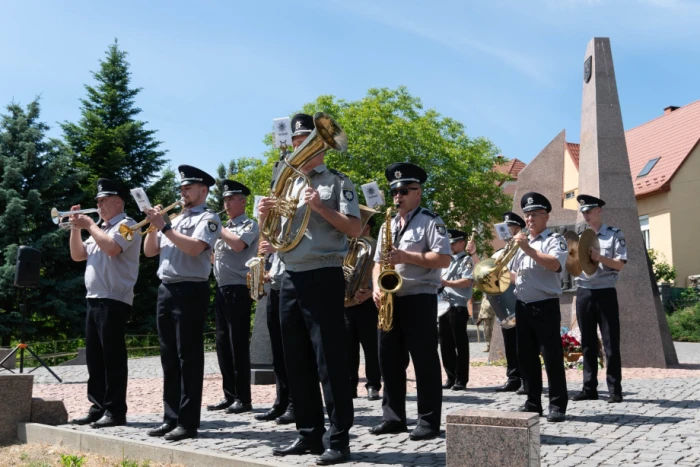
[584,56,592,83]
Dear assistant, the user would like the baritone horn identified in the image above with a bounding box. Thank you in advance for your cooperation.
[51,207,102,229]
[474,229,529,295]
[119,199,184,241]
[343,205,379,307]
[260,112,348,252]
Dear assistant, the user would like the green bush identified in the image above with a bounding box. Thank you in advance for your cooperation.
[648,249,677,284]
[668,302,700,342]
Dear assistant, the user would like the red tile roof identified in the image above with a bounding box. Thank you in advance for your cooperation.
[495,158,527,179]
[626,100,700,198]
[564,100,700,198]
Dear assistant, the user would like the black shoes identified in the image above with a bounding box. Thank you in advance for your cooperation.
[517,405,543,417]
[572,391,599,401]
[255,407,284,421]
[367,388,381,401]
[547,410,566,423]
[276,409,296,425]
[90,414,126,428]
[607,394,623,403]
[207,398,234,411]
[71,413,101,426]
[272,438,324,456]
[226,401,253,414]
[409,425,440,441]
[163,426,197,441]
[147,423,176,437]
[495,380,521,392]
[451,384,466,391]
[316,447,351,465]
[441,381,454,389]
[369,420,407,435]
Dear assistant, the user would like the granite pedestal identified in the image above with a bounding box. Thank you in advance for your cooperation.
[249,285,275,385]
[30,398,68,426]
[446,409,540,467]
[0,374,34,443]
[0,347,16,371]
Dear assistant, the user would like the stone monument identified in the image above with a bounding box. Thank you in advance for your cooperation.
[249,284,276,384]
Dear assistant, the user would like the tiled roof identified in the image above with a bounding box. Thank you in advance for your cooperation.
[626,100,700,198]
[564,99,700,198]
[495,158,527,178]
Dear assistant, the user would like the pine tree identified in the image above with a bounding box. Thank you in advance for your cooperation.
[61,40,170,334]
[0,99,86,346]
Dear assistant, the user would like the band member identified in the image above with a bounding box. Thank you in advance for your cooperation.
[508,192,568,422]
[207,180,258,414]
[494,212,527,394]
[345,215,381,401]
[258,113,360,465]
[439,229,475,391]
[143,165,220,441]
[371,162,451,441]
[573,195,627,403]
[254,247,295,424]
[69,178,139,428]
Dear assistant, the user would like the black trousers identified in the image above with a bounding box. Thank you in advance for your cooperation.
[267,288,292,412]
[502,325,525,387]
[438,305,470,386]
[85,298,130,419]
[345,299,382,392]
[576,287,622,396]
[156,281,209,429]
[379,293,442,429]
[215,284,253,404]
[280,267,353,451]
[516,298,568,413]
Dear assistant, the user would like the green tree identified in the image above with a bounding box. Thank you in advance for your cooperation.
[60,40,170,334]
[0,99,85,345]
[218,87,511,250]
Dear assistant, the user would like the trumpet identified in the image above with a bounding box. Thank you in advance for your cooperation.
[119,199,184,241]
[51,207,102,230]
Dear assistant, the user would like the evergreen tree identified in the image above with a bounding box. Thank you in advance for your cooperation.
[0,99,85,346]
[61,40,170,334]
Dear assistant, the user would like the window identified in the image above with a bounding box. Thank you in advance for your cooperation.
[637,158,660,178]
[639,215,650,249]
[564,191,576,200]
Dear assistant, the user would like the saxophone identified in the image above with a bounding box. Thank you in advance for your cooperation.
[377,204,403,332]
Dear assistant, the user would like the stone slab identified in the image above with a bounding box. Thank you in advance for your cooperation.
[447,409,539,428]
[0,347,17,370]
[447,422,539,467]
[30,398,68,426]
[251,369,276,385]
[0,374,33,443]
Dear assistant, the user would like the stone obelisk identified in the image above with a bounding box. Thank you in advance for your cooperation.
[577,37,677,367]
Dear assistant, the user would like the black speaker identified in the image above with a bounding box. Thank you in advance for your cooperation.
[14,246,42,287]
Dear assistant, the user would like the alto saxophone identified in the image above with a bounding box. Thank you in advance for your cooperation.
[377,205,403,332]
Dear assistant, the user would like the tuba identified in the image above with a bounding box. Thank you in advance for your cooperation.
[343,205,378,307]
[474,228,529,295]
[377,205,403,332]
[260,112,348,252]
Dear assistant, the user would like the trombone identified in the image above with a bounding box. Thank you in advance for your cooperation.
[119,199,184,241]
[51,207,102,230]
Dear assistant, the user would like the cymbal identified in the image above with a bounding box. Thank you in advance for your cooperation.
[564,231,582,277]
[579,228,601,275]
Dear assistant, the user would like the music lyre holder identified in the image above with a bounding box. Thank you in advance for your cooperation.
[0,257,62,383]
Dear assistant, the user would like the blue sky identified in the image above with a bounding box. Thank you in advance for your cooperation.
[2,0,699,182]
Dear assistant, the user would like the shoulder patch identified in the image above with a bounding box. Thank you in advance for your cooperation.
[244,221,254,232]
[436,224,447,236]
[559,240,567,251]
[207,220,219,233]
[342,189,355,202]
[619,238,626,247]
[421,209,438,218]
[610,227,620,232]
[329,168,347,179]
[466,261,473,270]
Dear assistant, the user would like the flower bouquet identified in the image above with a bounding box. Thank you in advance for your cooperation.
[561,327,582,364]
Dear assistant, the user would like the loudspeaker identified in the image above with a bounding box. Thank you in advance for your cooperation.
[14,246,42,287]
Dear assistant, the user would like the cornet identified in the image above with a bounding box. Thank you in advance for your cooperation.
[120,199,184,241]
[51,207,102,230]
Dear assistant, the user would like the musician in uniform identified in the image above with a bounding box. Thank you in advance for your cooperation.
[254,248,295,424]
[69,178,140,428]
[370,162,451,441]
[494,212,527,394]
[258,113,361,465]
[143,165,221,441]
[439,229,475,391]
[572,195,627,403]
[345,215,381,401]
[207,180,258,414]
[508,192,568,422]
